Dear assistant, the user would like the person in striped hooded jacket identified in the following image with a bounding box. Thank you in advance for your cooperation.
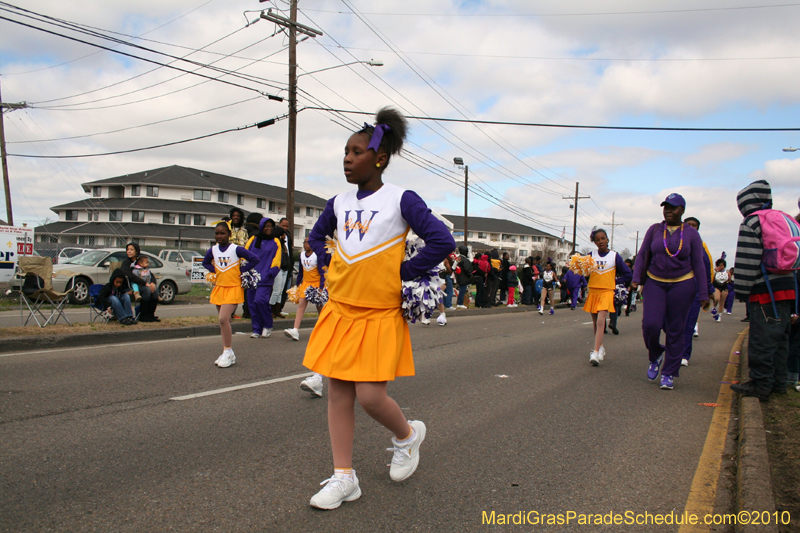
[731,180,797,401]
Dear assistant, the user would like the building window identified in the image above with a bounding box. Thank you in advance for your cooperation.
[109,210,122,221]
[64,210,78,221]
[294,206,301,215]
[237,194,244,205]
[317,208,323,217]
[258,198,267,210]
[305,228,312,237]
[178,214,191,225]
[294,228,300,240]
[163,213,175,224]
[77,235,96,246]
[267,200,276,212]
[519,250,528,257]
[193,214,207,226]
[132,211,145,222]
[218,191,229,203]
[40,234,58,243]
[92,186,102,197]
[519,235,527,242]
[478,232,487,239]
[86,210,99,221]
[131,185,140,196]
[146,186,159,197]
[306,207,314,217]
[105,237,115,246]
[194,189,211,201]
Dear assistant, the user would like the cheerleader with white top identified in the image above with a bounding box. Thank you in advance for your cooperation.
[202,222,260,368]
[302,108,454,510]
[584,228,632,366]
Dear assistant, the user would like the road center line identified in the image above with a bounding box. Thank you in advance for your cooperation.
[170,372,314,401]
[678,327,747,533]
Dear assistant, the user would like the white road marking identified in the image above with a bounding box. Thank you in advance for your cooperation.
[582,322,593,325]
[170,372,314,401]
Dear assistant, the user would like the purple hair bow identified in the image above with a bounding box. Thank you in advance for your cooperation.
[362,122,391,152]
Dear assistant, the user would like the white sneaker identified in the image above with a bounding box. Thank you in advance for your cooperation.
[309,471,361,510]
[421,317,431,325]
[216,349,236,368]
[589,350,600,366]
[693,324,699,338]
[250,332,260,338]
[681,358,689,367]
[300,373,324,397]
[437,313,447,326]
[284,328,300,341]
[457,305,467,310]
[388,420,426,482]
[280,312,288,318]
[598,345,605,361]
[214,352,226,366]
[538,306,543,315]
[507,304,514,308]
[725,311,732,315]
[261,327,272,338]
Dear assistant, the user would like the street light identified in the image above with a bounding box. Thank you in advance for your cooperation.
[454,157,468,246]
[298,60,383,77]
[783,147,799,152]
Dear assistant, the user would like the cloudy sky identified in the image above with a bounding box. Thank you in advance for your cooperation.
[1,0,799,258]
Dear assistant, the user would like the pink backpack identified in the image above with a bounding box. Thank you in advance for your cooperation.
[753,209,800,273]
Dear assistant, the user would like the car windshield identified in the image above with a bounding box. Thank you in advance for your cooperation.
[62,250,109,266]
[181,251,200,261]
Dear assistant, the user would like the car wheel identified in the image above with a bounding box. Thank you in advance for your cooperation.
[158,280,177,305]
[69,277,91,305]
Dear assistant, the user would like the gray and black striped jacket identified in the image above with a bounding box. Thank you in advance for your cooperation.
[734,180,796,302]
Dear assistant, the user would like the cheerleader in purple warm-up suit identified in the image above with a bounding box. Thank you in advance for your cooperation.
[564,267,587,310]
[631,193,709,391]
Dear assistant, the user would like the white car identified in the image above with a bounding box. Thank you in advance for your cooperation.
[51,248,193,305]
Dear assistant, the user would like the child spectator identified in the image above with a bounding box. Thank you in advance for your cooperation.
[506,265,519,307]
[131,256,160,302]
[98,269,137,325]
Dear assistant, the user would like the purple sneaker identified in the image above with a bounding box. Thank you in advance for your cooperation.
[549,308,554,315]
[660,375,674,390]
[647,356,663,381]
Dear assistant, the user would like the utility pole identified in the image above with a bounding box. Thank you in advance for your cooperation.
[604,211,623,249]
[562,182,590,254]
[463,165,468,247]
[631,231,640,256]
[259,6,321,244]
[0,78,27,226]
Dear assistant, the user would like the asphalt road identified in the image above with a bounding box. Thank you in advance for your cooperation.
[0,306,745,532]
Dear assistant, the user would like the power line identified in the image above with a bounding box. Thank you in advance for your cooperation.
[7,114,287,158]
[0,9,285,100]
[7,96,261,144]
[299,106,800,132]
[0,0,216,76]
[304,3,800,17]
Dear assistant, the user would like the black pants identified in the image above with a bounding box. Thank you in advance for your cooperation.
[747,299,792,390]
[487,278,499,305]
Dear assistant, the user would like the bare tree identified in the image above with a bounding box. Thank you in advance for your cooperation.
[619,247,632,260]
[579,246,592,255]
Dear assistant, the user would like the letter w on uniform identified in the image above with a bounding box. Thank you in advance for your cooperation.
[344,210,379,241]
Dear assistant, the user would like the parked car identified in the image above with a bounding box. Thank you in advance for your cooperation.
[49,248,193,305]
[57,247,91,264]
[158,249,203,265]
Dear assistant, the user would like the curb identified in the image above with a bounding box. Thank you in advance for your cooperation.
[0,302,579,354]
[734,337,779,533]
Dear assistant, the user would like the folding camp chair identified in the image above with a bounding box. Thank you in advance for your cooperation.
[88,284,111,324]
[18,256,75,327]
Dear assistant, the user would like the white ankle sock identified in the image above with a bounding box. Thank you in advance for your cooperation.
[395,427,416,446]
[334,468,354,482]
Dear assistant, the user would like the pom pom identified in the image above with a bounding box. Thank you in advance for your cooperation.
[400,236,443,323]
[205,272,217,284]
[305,285,329,306]
[240,269,261,289]
[614,283,629,304]
[286,285,302,304]
[569,254,597,276]
[324,235,338,255]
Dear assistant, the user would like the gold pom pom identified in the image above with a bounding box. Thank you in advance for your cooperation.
[286,285,302,304]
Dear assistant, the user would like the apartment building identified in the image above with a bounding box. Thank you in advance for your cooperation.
[35,165,328,250]
[443,214,571,263]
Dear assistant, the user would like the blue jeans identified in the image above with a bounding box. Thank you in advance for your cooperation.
[457,284,469,306]
[521,285,532,305]
[444,276,454,309]
[109,294,133,320]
